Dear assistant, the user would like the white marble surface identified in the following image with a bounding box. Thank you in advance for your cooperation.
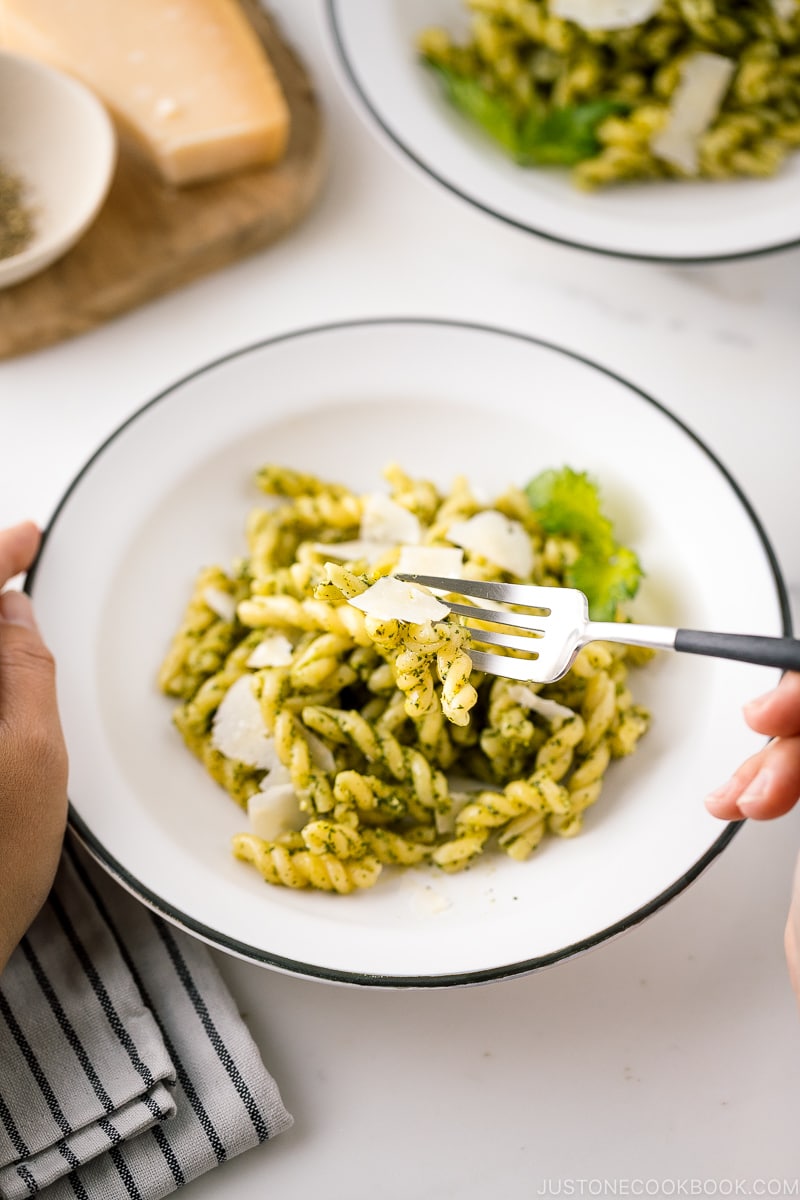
[2,3,800,1195]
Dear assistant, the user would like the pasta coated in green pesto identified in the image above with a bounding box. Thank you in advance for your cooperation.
[158,461,653,894]
[417,0,800,188]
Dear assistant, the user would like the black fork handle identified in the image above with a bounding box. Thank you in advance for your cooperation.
[675,629,800,672]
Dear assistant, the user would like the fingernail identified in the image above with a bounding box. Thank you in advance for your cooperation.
[743,691,774,715]
[737,769,772,817]
[705,777,738,808]
[0,589,37,630]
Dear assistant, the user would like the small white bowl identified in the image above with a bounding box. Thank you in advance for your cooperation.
[0,51,117,289]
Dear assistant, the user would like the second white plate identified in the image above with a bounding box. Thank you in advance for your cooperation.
[327,0,800,263]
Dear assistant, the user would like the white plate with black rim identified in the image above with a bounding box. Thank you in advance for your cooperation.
[28,317,789,987]
[326,0,800,264]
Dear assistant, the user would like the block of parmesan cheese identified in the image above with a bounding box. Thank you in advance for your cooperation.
[0,0,290,185]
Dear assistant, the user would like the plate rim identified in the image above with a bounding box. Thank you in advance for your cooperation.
[27,315,791,987]
[325,0,800,266]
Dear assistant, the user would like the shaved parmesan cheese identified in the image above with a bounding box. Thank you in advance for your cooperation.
[551,0,660,30]
[651,52,735,175]
[211,674,275,768]
[306,730,336,773]
[312,539,394,563]
[360,493,421,546]
[248,780,303,842]
[203,586,236,622]
[312,495,421,564]
[446,511,533,579]
[259,761,292,789]
[434,790,471,836]
[348,576,450,623]
[772,0,796,19]
[506,685,575,728]
[246,634,294,669]
[396,545,464,579]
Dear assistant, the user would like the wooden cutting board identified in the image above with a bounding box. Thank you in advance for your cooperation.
[0,1,326,360]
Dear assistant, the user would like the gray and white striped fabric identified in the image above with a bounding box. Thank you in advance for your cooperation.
[0,836,293,1199]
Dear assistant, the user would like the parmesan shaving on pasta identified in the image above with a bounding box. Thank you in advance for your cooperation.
[772,0,797,20]
[203,585,237,622]
[305,729,337,773]
[348,575,450,623]
[360,493,421,545]
[446,511,533,578]
[259,761,292,789]
[310,494,422,564]
[434,789,472,836]
[395,544,464,579]
[506,685,576,729]
[550,0,661,30]
[210,674,276,769]
[248,779,303,842]
[650,52,735,175]
[311,539,394,563]
[246,634,294,669]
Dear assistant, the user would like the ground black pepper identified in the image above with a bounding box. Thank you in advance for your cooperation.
[0,164,34,260]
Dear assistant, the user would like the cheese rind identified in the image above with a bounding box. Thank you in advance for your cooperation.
[0,0,290,185]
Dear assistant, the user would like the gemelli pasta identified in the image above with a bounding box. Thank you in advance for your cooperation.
[158,462,653,894]
[417,0,800,188]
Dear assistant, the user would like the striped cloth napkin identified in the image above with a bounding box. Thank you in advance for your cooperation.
[0,835,293,1200]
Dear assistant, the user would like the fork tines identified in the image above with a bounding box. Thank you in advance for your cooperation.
[396,573,547,657]
[396,573,556,610]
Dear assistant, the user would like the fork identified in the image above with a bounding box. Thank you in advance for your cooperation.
[396,573,800,684]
